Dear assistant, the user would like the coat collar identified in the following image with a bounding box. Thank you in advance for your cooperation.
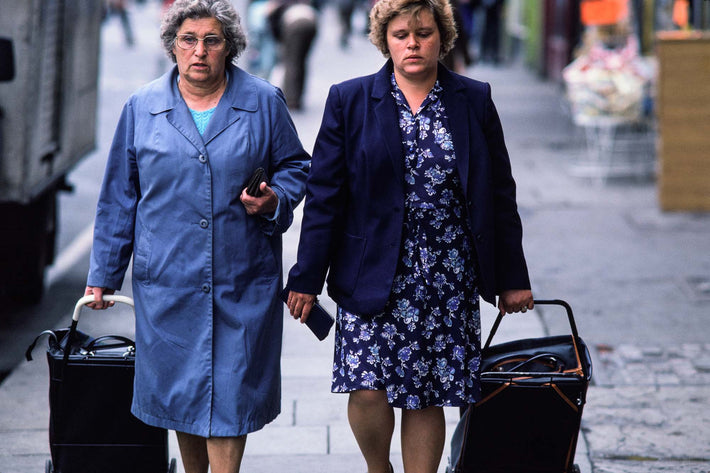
[149,65,258,151]
[371,61,474,197]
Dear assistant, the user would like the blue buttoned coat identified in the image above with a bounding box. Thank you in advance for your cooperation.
[87,64,309,437]
[287,61,530,315]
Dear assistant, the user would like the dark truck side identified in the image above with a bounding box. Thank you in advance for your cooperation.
[0,0,102,302]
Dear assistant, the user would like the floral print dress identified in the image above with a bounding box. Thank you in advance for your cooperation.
[331,75,482,409]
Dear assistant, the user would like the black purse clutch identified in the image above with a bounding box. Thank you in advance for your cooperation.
[245,167,267,197]
[280,287,335,341]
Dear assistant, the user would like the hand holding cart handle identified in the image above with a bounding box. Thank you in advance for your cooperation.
[63,295,135,365]
[484,299,579,350]
[73,294,134,321]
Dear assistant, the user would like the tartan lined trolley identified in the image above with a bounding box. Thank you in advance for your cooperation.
[447,299,593,473]
[27,295,176,473]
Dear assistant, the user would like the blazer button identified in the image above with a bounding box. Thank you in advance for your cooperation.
[201,283,211,293]
[476,233,483,242]
[198,154,207,163]
[199,219,209,229]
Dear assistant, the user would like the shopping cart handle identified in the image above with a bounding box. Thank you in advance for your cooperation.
[484,299,580,351]
[73,295,135,322]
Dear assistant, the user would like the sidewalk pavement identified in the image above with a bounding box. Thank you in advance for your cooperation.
[2,2,710,473]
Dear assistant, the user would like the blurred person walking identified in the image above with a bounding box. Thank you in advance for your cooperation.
[268,0,319,110]
[336,0,358,48]
[246,0,278,78]
[84,1,309,472]
[104,0,136,46]
[336,0,369,48]
[479,0,503,64]
[284,0,533,470]
[441,0,472,72]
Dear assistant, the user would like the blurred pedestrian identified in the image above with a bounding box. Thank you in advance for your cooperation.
[284,0,533,470]
[246,0,278,78]
[441,0,472,72]
[104,0,136,46]
[337,0,358,48]
[84,0,309,472]
[268,0,318,110]
[480,0,502,64]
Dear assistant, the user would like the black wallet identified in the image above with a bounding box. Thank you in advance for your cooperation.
[280,287,334,341]
[245,167,267,197]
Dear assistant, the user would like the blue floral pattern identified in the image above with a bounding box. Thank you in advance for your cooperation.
[332,75,482,409]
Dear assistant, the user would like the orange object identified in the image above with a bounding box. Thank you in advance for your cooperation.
[580,0,629,26]
[673,0,690,28]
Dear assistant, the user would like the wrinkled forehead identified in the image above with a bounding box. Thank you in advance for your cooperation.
[177,16,223,34]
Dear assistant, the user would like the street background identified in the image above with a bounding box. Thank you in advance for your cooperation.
[1,1,709,472]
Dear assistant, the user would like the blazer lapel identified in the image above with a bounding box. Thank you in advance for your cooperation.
[439,66,472,199]
[371,62,405,183]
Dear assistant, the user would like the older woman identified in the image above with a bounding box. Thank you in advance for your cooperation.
[84,0,309,472]
[285,0,532,471]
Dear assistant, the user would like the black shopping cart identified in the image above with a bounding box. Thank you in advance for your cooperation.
[447,299,593,473]
[26,295,176,473]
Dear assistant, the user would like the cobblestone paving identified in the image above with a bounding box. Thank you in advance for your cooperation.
[582,344,710,473]
[594,343,710,387]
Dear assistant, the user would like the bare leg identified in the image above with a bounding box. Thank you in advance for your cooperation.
[206,435,247,473]
[176,432,247,473]
[176,431,208,473]
[348,390,395,473]
[401,406,445,473]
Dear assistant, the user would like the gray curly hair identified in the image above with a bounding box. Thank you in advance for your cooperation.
[368,0,458,59]
[160,0,248,65]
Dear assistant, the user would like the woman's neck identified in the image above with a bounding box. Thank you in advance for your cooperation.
[394,69,437,112]
[178,74,227,111]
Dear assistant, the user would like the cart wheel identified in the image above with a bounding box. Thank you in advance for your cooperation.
[168,458,177,473]
[45,459,53,473]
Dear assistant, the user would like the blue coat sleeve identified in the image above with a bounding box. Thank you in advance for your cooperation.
[259,88,310,236]
[87,100,140,290]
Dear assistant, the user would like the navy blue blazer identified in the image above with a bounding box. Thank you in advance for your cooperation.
[287,61,530,315]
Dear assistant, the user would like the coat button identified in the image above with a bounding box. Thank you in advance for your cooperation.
[476,233,483,241]
[199,219,209,229]
[198,154,207,163]
[201,283,211,293]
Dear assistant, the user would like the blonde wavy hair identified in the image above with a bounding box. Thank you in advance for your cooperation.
[368,0,458,59]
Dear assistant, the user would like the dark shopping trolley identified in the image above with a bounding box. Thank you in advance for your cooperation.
[446,299,593,473]
[26,295,176,473]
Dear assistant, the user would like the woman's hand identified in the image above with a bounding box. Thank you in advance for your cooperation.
[286,290,317,323]
[240,182,278,216]
[498,289,533,315]
[84,286,116,310]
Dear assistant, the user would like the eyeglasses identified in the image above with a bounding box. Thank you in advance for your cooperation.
[175,34,226,51]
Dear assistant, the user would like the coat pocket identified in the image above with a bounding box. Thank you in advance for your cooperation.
[328,232,366,296]
[133,223,152,285]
